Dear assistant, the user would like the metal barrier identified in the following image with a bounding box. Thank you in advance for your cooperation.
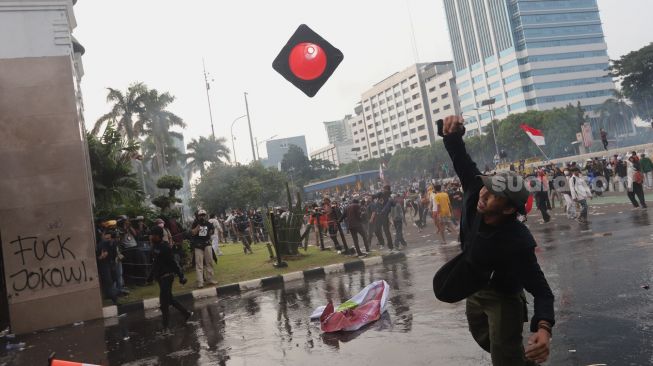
[120,242,152,285]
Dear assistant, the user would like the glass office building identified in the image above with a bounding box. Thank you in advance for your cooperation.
[443,0,614,134]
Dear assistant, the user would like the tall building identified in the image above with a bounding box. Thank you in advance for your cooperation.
[310,143,356,166]
[352,62,459,160]
[0,0,103,333]
[263,136,308,170]
[443,0,615,134]
[323,118,353,145]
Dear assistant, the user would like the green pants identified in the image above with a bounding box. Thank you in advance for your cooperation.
[466,288,538,366]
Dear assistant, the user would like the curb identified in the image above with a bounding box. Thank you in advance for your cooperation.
[103,251,406,318]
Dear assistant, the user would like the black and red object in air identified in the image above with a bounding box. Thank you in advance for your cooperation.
[272,24,344,97]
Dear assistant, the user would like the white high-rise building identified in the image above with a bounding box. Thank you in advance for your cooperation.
[352,62,460,160]
[443,0,615,135]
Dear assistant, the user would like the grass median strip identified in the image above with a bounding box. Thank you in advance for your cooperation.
[112,242,379,305]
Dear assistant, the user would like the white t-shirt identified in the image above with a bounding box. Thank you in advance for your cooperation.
[208,218,221,236]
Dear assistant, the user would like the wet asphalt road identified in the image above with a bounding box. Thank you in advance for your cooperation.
[2,198,653,366]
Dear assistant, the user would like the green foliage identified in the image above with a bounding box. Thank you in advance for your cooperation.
[309,158,337,181]
[134,88,186,176]
[597,95,636,138]
[87,125,144,213]
[153,175,184,213]
[194,162,286,214]
[152,195,180,211]
[611,43,653,121]
[94,200,157,223]
[333,107,586,179]
[280,144,312,187]
[92,82,147,140]
[494,106,579,161]
[157,175,183,194]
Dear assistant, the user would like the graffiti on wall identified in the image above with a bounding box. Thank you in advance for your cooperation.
[4,233,93,299]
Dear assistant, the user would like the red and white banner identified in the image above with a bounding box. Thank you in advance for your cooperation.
[520,124,546,146]
[310,280,390,332]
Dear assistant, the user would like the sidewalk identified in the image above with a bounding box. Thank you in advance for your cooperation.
[106,241,405,316]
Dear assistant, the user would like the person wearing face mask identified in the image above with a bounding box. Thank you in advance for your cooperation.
[434,116,555,366]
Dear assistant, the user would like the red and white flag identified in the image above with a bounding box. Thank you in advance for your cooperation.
[520,124,546,146]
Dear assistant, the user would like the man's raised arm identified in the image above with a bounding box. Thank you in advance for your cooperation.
[440,116,482,191]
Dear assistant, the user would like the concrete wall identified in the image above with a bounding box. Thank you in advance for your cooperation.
[0,55,102,334]
[0,0,102,331]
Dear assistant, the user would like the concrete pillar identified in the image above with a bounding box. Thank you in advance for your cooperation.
[0,0,102,334]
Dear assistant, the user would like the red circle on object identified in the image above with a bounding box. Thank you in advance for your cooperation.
[288,42,327,81]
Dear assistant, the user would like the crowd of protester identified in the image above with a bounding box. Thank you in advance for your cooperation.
[93,149,650,305]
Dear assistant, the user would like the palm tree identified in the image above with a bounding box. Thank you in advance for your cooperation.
[92,82,148,140]
[141,135,183,175]
[136,89,186,175]
[87,124,143,212]
[185,136,231,175]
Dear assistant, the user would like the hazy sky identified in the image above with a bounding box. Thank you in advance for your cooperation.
[75,0,652,164]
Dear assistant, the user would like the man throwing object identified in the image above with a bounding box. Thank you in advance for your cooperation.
[436,115,555,365]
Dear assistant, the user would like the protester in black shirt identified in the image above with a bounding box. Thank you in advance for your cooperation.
[436,115,555,365]
[372,186,394,250]
[341,198,368,256]
[191,209,216,288]
[147,226,192,332]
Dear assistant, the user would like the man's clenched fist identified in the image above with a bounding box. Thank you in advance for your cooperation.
[442,115,465,136]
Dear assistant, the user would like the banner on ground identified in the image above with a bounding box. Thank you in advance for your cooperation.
[310,280,390,332]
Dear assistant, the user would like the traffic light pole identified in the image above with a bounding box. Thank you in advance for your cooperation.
[244,92,257,162]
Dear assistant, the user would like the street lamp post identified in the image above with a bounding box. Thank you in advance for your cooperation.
[230,114,247,165]
[243,92,257,161]
[480,98,500,160]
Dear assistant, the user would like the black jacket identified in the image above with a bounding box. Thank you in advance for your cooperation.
[342,203,363,229]
[443,131,555,332]
[148,241,184,282]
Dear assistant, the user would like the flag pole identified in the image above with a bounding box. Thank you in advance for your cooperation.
[533,142,551,162]
[520,124,551,162]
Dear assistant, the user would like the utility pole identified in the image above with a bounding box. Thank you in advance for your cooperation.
[202,59,215,139]
[481,98,500,161]
[244,92,257,162]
